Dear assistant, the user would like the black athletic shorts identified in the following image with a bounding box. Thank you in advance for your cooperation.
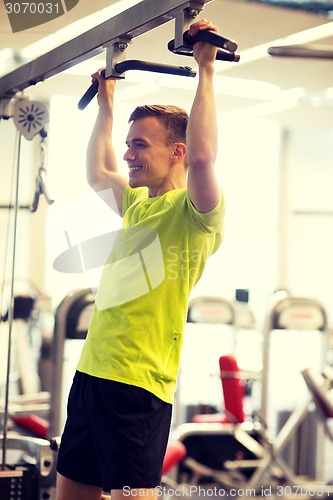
[56,371,173,492]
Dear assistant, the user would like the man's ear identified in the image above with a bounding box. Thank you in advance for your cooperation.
[171,142,186,160]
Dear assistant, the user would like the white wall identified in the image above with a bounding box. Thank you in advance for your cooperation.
[193,114,281,324]
[279,127,333,328]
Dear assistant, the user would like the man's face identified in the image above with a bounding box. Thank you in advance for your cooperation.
[123,116,175,193]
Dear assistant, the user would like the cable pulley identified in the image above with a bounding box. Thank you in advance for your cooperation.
[10,97,54,212]
[13,98,49,141]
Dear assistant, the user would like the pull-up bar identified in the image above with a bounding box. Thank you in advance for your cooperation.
[78,28,239,110]
[0,0,213,98]
[0,0,239,103]
[78,63,196,110]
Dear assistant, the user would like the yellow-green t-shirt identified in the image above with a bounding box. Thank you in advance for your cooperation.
[77,186,224,403]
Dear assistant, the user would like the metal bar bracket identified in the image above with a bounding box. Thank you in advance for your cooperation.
[0,96,14,119]
[104,37,132,79]
[173,3,203,51]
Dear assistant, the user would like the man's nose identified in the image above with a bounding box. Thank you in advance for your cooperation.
[123,148,135,161]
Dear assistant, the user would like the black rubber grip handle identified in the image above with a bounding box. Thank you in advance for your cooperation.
[78,62,197,110]
[167,40,240,62]
[183,29,238,53]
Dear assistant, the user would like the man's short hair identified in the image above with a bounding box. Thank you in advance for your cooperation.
[128,104,188,145]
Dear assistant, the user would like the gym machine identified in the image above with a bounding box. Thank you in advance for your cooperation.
[167,296,331,497]
[174,294,258,426]
[0,435,56,500]
[302,366,333,484]
[0,295,57,500]
[0,106,56,498]
[252,296,329,485]
[49,288,95,438]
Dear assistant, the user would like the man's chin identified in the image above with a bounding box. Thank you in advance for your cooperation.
[129,178,144,189]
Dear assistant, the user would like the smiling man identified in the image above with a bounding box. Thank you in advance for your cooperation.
[56,19,225,500]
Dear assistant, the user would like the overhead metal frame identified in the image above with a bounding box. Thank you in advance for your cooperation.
[0,0,212,98]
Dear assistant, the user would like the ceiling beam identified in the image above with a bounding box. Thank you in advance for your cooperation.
[0,0,211,97]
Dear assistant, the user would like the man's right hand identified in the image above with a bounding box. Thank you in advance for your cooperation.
[91,68,117,110]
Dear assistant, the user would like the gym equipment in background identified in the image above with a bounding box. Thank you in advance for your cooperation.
[49,288,95,438]
[167,296,331,495]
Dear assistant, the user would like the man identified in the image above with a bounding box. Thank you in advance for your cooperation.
[56,18,225,500]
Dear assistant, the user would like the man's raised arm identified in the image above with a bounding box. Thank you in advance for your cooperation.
[186,20,221,214]
[86,73,128,214]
